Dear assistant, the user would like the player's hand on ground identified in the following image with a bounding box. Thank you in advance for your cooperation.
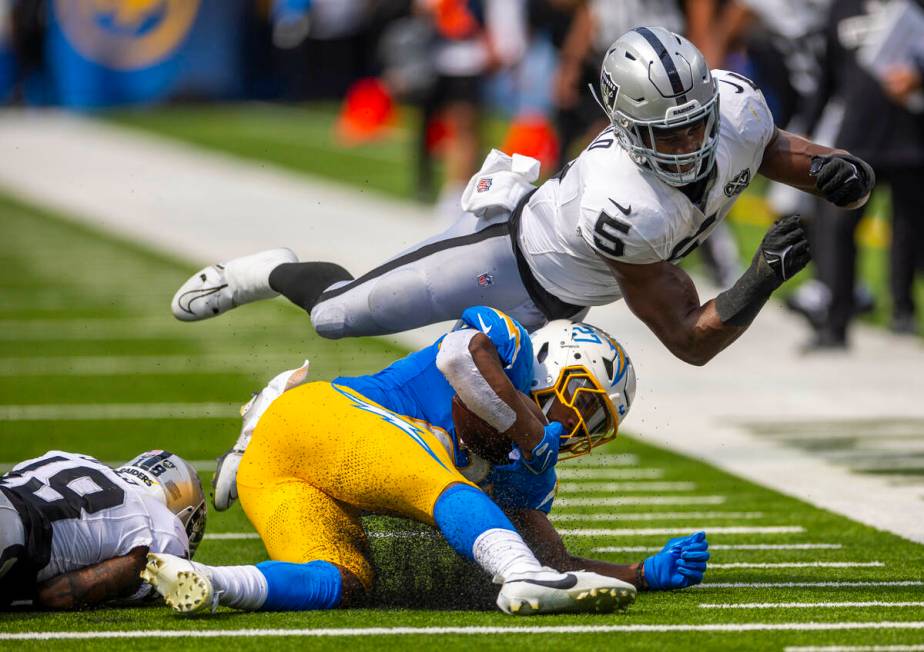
[756,214,811,284]
[522,422,564,475]
[642,531,710,590]
[810,154,875,207]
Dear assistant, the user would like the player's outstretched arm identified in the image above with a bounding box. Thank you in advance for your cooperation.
[758,128,875,209]
[35,546,149,610]
[508,509,709,590]
[607,215,811,366]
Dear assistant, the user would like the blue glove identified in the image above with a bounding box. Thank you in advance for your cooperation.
[521,422,564,475]
[642,531,710,590]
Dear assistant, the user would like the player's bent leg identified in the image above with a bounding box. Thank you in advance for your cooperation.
[143,553,357,613]
[432,484,636,615]
[236,460,375,592]
[171,248,298,321]
[306,218,543,339]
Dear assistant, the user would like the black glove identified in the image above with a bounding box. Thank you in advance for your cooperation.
[810,154,875,207]
[715,214,811,326]
[756,214,811,284]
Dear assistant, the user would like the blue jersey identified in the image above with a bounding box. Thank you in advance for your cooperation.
[334,306,556,513]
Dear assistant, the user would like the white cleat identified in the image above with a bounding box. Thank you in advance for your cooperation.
[212,449,242,512]
[171,248,298,321]
[141,552,217,614]
[496,568,636,616]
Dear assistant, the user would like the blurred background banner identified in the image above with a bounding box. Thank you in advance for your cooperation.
[42,0,249,107]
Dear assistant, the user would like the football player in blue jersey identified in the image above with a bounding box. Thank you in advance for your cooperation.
[141,307,709,615]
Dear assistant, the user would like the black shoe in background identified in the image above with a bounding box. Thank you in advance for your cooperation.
[891,313,918,336]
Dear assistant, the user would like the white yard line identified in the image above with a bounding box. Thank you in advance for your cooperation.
[701,602,924,610]
[551,511,765,522]
[5,623,924,640]
[0,354,306,376]
[708,562,884,569]
[556,468,665,480]
[696,581,922,589]
[786,646,924,652]
[568,454,640,466]
[558,481,696,493]
[555,496,726,507]
[594,543,842,553]
[558,526,803,536]
[0,459,217,474]
[0,403,239,420]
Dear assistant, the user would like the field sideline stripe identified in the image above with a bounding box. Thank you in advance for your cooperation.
[786,646,924,651]
[558,481,696,493]
[551,511,765,522]
[595,543,841,553]
[701,602,924,610]
[695,581,922,589]
[556,468,664,480]
[558,526,803,536]
[5,622,924,640]
[708,562,884,569]
[0,403,239,420]
[556,496,726,507]
[0,354,309,376]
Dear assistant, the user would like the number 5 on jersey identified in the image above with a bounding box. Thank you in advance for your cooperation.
[593,210,632,258]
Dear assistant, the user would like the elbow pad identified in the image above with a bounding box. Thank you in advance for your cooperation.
[436,330,517,433]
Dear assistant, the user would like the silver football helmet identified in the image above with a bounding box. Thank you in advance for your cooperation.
[594,26,719,186]
[117,450,207,557]
[529,320,637,458]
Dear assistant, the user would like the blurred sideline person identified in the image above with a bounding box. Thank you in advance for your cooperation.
[0,450,205,610]
[143,307,708,615]
[172,27,874,367]
[788,0,924,347]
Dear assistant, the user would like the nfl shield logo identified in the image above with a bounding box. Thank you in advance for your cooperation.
[476,177,493,193]
[477,273,494,287]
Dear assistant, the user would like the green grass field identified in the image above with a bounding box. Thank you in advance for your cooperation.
[1,194,924,650]
[107,102,924,335]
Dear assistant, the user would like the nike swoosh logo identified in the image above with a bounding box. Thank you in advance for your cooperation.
[177,285,227,315]
[609,199,631,215]
[477,314,493,335]
[508,573,578,590]
[719,79,744,94]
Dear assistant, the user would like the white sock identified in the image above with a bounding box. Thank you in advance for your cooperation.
[225,248,298,304]
[191,562,268,610]
[472,528,543,582]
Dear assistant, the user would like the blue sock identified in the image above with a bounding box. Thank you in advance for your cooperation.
[256,560,343,611]
[433,484,516,560]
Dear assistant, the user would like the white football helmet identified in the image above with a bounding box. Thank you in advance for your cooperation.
[117,450,207,556]
[594,26,719,186]
[529,321,636,458]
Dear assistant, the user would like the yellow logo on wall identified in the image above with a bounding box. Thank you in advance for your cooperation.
[54,0,201,70]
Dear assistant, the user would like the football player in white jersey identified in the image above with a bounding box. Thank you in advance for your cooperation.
[171,26,874,366]
[0,450,206,609]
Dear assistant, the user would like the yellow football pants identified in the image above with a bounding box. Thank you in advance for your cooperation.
[236,381,474,590]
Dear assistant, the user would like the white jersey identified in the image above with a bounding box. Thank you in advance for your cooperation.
[518,70,776,306]
[0,450,188,583]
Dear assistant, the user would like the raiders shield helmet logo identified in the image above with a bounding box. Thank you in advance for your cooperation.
[601,69,620,114]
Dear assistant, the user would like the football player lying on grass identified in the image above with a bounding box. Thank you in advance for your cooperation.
[141,306,709,615]
[0,450,206,610]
